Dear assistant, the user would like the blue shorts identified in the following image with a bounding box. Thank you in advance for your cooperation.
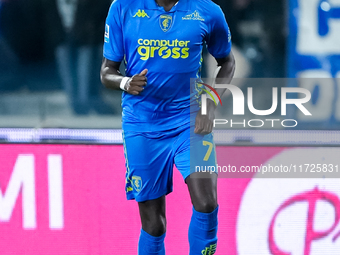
[122,125,217,202]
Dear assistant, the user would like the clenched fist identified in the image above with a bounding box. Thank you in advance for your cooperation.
[125,69,148,95]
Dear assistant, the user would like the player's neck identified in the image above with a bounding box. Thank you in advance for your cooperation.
[155,0,179,12]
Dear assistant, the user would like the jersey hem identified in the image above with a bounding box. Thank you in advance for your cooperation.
[211,49,232,59]
[126,188,173,202]
[122,121,190,132]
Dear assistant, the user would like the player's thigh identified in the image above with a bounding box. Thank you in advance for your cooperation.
[174,128,218,211]
[123,131,174,202]
[174,127,217,179]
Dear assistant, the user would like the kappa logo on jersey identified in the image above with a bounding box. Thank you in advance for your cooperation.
[133,9,150,18]
[132,176,142,192]
[159,14,173,32]
[104,24,109,43]
[201,244,217,255]
[182,10,205,21]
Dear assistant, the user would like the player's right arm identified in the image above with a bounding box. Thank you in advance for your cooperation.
[100,58,148,95]
[100,0,147,95]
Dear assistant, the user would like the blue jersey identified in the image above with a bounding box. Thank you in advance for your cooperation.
[104,0,231,132]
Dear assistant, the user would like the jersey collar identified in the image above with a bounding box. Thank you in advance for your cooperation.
[144,0,189,12]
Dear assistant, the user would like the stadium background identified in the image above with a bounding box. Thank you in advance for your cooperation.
[0,0,340,254]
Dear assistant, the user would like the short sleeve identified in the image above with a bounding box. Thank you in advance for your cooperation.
[103,0,124,62]
[205,6,232,59]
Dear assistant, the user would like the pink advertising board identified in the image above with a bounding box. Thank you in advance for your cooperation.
[0,144,339,254]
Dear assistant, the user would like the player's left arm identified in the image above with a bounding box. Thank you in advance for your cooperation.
[213,51,236,109]
[194,52,235,134]
[195,4,236,135]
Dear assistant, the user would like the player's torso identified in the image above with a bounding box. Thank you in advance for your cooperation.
[121,0,211,75]
[118,0,214,131]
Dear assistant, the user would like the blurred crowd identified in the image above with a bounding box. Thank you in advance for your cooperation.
[0,0,286,115]
[0,0,113,115]
[215,0,286,78]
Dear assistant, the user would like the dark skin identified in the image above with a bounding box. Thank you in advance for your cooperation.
[100,0,236,237]
[156,0,180,12]
[194,53,235,135]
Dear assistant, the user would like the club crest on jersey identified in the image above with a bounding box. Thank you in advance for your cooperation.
[159,14,173,32]
[132,176,142,192]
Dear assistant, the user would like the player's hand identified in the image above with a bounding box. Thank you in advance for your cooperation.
[194,99,216,135]
[125,69,148,95]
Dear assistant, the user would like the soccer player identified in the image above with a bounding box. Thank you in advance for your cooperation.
[100,0,235,254]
